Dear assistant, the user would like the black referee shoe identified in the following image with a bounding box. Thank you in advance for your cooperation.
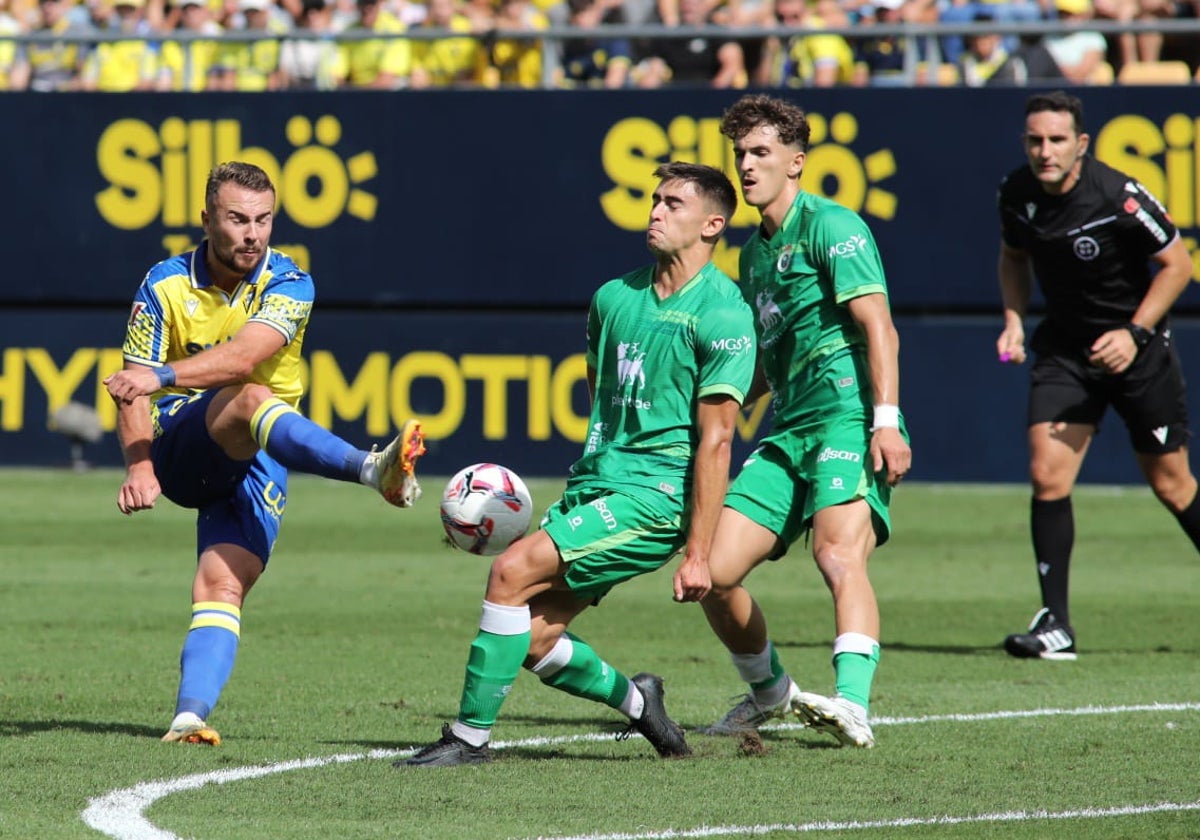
[617,672,692,758]
[1004,608,1077,661]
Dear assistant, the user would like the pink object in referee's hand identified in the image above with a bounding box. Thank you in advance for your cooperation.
[999,352,1012,362]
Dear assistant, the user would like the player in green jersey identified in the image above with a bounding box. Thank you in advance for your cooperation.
[401,162,756,768]
[695,94,911,748]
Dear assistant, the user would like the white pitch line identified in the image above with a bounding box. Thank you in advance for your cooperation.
[81,702,1200,840]
[525,800,1200,840]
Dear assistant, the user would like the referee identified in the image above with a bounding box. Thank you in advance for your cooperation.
[995,91,1197,660]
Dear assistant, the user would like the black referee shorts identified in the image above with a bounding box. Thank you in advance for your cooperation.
[1028,331,1191,454]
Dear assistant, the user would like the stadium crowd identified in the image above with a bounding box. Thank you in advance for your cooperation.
[0,0,1196,90]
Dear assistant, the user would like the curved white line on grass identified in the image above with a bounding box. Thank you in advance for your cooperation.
[82,702,1200,840]
[527,801,1200,840]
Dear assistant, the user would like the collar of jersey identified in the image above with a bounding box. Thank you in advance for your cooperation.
[189,240,269,301]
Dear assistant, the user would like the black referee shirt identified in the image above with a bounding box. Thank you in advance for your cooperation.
[998,155,1177,348]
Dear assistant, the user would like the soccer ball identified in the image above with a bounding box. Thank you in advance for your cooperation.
[440,463,533,556]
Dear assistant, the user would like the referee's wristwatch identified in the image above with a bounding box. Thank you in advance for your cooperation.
[1124,323,1155,351]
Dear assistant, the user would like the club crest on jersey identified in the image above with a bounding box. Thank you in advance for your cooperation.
[777,245,793,273]
[185,298,199,316]
[1025,202,1037,220]
[1072,236,1100,261]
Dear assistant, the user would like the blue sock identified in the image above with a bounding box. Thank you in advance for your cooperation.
[175,602,242,720]
[250,398,366,481]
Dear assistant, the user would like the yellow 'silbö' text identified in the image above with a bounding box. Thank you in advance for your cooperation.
[599,112,898,278]
[94,115,378,257]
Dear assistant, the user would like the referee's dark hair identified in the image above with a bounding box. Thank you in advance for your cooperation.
[653,161,738,224]
[1025,91,1085,135]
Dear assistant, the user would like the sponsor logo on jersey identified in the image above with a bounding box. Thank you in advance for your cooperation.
[1072,236,1100,261]
[828,233,869,259]
[817,447,862,464]
[590,498,618,530]
[777,244,794,272]
[128,301,146,325]
[710,335,754,354]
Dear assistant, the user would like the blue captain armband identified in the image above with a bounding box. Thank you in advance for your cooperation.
[154,364,177,388]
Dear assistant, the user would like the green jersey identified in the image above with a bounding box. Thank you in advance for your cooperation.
[739,191,889,430]
[572,261,756,493]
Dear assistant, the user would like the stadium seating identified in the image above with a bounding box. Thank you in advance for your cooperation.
[1116,60,1192,85]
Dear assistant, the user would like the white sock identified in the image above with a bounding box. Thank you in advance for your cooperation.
[450,720,491,747]
[619,679,645,720]
[359,455,378,487]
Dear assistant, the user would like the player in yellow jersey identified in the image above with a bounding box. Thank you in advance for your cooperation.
[105,162,425,745]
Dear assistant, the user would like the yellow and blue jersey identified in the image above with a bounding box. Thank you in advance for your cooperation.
[122,242,314,407]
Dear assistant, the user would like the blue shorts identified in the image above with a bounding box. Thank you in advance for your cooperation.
[152,391,288,562]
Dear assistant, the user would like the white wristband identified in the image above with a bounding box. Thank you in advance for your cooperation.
[872,404,900,431]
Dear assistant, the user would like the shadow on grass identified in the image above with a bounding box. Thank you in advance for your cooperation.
[0,719,162,738]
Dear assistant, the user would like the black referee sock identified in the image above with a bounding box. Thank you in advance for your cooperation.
[1031,496,1074,627]
[1171,492,1200,554]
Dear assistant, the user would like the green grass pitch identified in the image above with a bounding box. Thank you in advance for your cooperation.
[2,469,1199,839]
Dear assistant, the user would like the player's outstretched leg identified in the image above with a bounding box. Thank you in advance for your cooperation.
[368,419,426,508]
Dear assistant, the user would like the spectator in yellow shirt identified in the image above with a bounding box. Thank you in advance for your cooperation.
[212,0,285,90]
[158,0,224,90]
[0,0,30,90]
[337,0,410,88]
[410,0,476,87]
[80,0,159,90]
[478,0,546,87]
[755,0,855,87]
[27,0,92,91]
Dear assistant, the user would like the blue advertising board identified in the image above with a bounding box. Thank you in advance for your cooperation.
[4,308,1197,484]
[2,88,1200,483]
[0,89,1198,309]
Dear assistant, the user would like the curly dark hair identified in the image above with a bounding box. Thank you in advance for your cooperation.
[652,161,737,223]
[205,162,275,209]
[720,94,811,152]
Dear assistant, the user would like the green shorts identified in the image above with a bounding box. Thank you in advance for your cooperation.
[541,484,684,602]
[726,413,899,553]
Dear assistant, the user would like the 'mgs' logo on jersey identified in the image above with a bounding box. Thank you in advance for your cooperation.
[828,233,869,259]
